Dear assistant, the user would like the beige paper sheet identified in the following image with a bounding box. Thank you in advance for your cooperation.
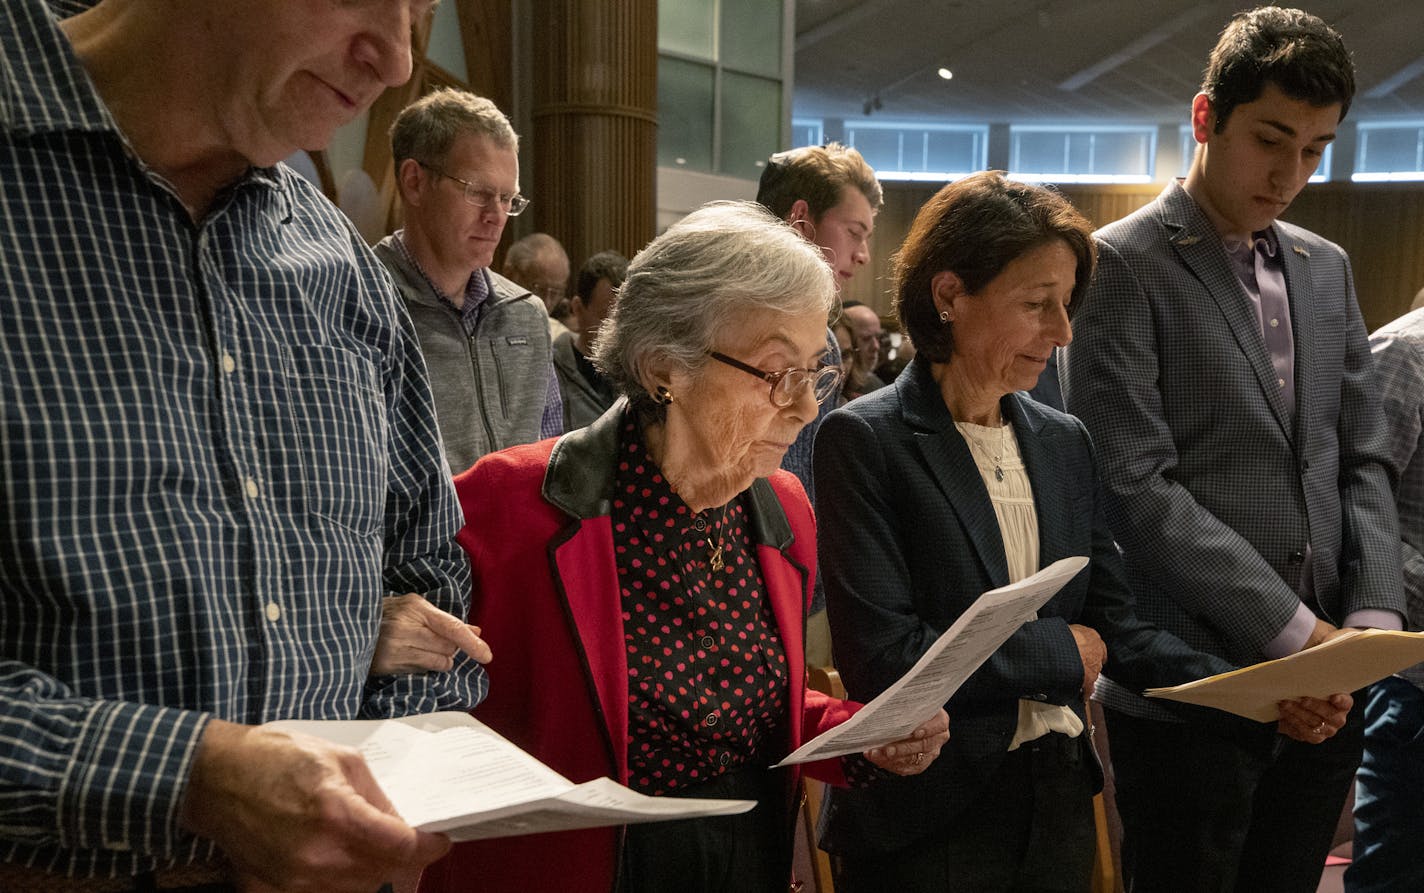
[1144,629,1424,722]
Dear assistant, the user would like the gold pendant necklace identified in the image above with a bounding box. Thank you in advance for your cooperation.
[703,503,731,572]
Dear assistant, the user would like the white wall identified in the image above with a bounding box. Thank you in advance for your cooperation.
[655,166,759,232]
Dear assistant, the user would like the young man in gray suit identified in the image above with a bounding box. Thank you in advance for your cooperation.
[1063,8,1405,892]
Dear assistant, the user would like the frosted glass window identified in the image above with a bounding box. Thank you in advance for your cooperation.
[925,129,984,174]
[424,0,468,84]
[658,57,715,170]
[846,128,903,172]
[1092,131,1152,173]
[1357,124,1424,174]
[720,72,781,178]
[720,0,783,78]
[1014,131,1070,173]
[1012,127,1155,180]
[792,119,824,148]
[659,0,716,60]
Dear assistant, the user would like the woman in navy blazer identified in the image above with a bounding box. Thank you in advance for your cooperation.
[813,173,1245,891]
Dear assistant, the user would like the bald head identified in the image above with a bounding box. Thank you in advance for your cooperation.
[842,304,883,372]
[503,233,570,312]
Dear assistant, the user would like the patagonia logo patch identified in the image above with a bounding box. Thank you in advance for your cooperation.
[505,336,529,346]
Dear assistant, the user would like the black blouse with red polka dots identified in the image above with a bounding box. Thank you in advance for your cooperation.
[612,416,791,795]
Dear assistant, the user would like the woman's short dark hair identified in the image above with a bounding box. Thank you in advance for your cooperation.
[1202,6,1355,130]
[895,171,1096,364]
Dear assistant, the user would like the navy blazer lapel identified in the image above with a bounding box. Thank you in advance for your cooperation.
[899,359,1010,589]
[1277,226,1316,445]
[1005,394,1069,570]
[1158,183,1294,439]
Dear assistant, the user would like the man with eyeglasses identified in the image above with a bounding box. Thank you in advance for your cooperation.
[377,88,563,475]
[503,231,574,341]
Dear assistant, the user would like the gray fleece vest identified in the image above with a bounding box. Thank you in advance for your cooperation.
[375,236,551,474]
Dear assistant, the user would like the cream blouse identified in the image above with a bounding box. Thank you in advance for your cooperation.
[955,419,1084,751]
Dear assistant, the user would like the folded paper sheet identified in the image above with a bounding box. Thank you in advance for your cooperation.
[1145,629,1424,722]
[267,712,753,841]
[776,555,1090,766]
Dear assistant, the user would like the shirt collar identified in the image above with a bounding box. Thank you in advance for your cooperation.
[1222,227,1280,260]
[392,229,490,318]
[1,0,119,137]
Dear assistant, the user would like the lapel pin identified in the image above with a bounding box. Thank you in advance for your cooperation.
[1292,245,1310,257]
[1174,235,1201,246]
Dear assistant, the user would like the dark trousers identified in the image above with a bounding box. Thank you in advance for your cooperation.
[618,766,792,893]
[831,733,1096,893]
[1105,703,1363,893]
[1345,676,1424,893]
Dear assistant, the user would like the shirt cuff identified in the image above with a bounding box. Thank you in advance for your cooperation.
[1262,601,1316,659]
[1342,608,1405,632]
[839,753,892,788]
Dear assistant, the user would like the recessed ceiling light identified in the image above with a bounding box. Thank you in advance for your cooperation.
[938,67,953,80]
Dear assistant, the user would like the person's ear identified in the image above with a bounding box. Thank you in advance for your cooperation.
[1190,92,1216,144]
[396,157,426,206]
[786,199,813,231]
[931,270,966,321]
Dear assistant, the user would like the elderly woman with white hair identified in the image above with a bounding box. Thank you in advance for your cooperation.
[416,202,949,893]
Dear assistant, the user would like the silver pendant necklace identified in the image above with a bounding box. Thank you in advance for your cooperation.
[961,422,1010,482]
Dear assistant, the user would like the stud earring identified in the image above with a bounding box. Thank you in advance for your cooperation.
[653,386,675,405]
[939,310,951,323]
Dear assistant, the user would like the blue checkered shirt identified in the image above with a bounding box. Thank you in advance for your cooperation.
[1371,308,1424,687]
[0,0,486,879]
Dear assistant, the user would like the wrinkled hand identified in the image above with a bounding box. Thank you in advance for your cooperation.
[865,709,950,776]
[1069,623,1107,693]
[182,720,450,893]
[372,593,492,675]
[1277,693,1352,744]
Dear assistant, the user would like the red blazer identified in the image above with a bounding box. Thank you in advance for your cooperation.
[419,407,858,893]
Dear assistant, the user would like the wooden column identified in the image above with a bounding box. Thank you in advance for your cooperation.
[529,0,658,267]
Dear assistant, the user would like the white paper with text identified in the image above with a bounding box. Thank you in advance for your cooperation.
[268,711,754,841]
[775,556,1089,766]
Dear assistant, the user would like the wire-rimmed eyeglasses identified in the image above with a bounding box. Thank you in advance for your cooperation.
[418,162,530,216]
[708,351,844,407]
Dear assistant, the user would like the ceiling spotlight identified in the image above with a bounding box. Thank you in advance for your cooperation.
[938,67,953,80]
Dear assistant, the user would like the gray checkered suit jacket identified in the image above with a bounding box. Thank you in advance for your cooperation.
[812,358,1231,856]
[1063,181,1403,708]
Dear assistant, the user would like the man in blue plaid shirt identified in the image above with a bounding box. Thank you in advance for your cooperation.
[0,2,489,891]
[1346,304,1424,892]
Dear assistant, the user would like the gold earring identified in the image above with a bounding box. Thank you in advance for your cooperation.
[653,386,674,405]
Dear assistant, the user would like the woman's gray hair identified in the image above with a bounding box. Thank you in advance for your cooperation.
[594,201,837,422]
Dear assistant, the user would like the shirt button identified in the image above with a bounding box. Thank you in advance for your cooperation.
[705,712,719,727]
[265,602,282,622]
[693,517,707,531]
[245,477,260,499]
[701,635,715,649]
[1277,378,1286,388]
[221,352,236,373]
[1269,318,1280,328]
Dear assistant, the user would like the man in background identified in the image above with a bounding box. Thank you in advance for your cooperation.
[552,250,627,430]
[504,231,574,339]
[755,142,882,667]
[840,301,888,399]
[378,88,562,474]
[1346,304,1424,893]
[0,2,486,890]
